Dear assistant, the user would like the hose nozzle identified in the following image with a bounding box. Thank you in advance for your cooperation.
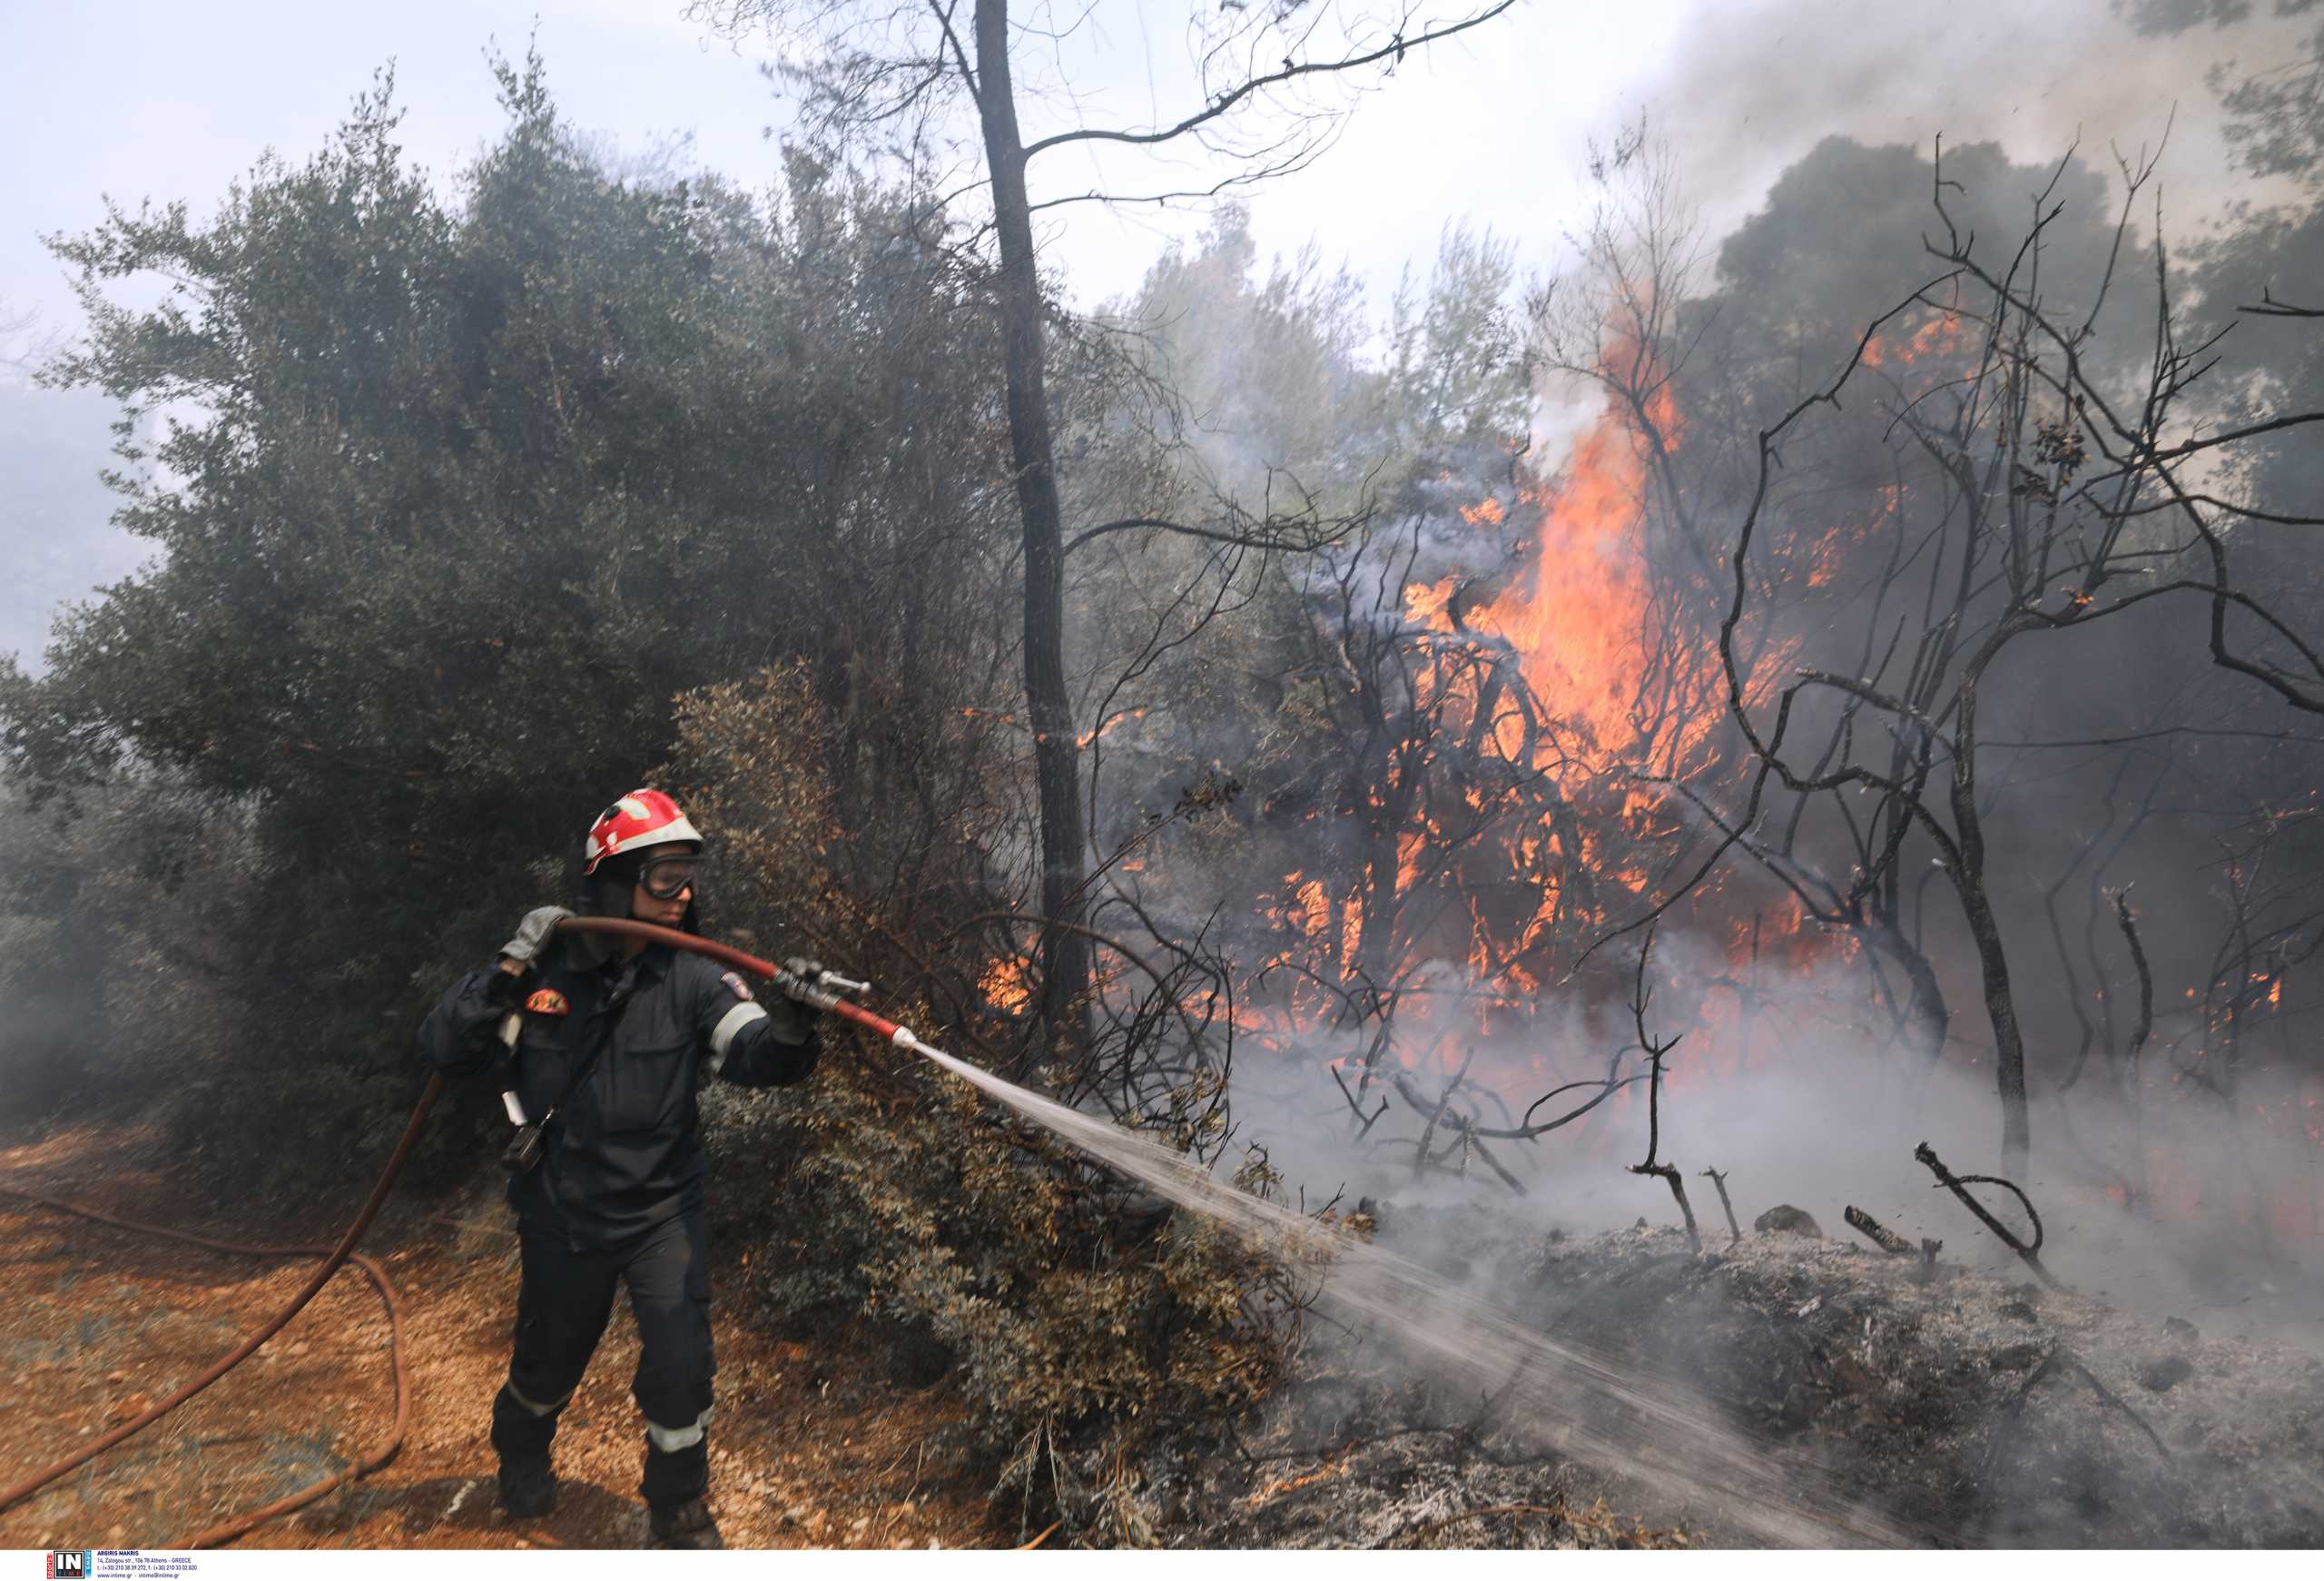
[772,962,870,1012]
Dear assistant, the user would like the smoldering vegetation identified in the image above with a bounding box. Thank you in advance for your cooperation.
[1160,1220,2324,1548]
[4,6,2324,1549]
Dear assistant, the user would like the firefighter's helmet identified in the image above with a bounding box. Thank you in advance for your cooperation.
[582,789,702,876]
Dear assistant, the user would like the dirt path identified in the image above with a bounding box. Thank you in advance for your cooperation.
[0,1125,998,1552]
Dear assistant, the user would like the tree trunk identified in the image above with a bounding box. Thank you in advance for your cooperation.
[972,0,1090,1048]
[1950,670,2030,1178]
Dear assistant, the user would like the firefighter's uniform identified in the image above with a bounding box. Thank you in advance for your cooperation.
[419,931,817,1517]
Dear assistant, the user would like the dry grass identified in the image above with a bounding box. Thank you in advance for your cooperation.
[0,1123,1000,1551]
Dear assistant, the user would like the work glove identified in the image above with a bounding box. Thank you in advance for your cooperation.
[782,956,830,1020]
[499,905,576,967]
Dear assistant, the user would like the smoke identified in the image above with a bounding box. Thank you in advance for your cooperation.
[1635,0,2315,239]
[1226,927,2324,1339]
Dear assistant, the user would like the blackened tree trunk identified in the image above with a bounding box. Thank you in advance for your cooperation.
[972,0,1089,1043]
[1951,657,2031,1179]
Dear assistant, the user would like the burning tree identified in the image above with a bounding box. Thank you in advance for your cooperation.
[689,0,1518,1047]
[1157,128,2324,1237]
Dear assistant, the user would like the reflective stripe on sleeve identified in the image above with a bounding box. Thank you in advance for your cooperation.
[707,1001,770,1072]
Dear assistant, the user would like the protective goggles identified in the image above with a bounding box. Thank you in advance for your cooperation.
[636,853,706,900]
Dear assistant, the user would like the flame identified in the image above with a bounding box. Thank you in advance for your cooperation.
[1076,706,1149,750]
[1305,379,1739,1051]
[1236,328,1963,1136]
[1860,311,1965,373]
[1246,1450,1353,1506]
[980,955,1033,1014]
[1468,414,1658,763]
[1293,878,1331,937]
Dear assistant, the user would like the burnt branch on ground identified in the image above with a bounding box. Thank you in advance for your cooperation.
[1915,1141,2063,1291]
[1844,1205,1915,1256]
[1700,1168,1742,1247]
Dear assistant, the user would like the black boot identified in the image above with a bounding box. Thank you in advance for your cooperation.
[647,1498,724,1549]
[498,1455,558,1519]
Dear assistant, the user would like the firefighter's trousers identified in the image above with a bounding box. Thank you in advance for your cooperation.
[488,1209,715,1508]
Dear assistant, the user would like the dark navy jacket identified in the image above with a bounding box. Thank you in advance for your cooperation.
[419,942,817,1250]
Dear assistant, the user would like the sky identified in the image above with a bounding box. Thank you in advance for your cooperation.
[0,0,2302,664]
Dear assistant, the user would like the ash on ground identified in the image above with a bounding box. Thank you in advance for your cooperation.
[1132,1214,2324,1548]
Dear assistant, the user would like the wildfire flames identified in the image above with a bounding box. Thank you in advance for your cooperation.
[981,954,1034,1015]
[976,311,2321,1240]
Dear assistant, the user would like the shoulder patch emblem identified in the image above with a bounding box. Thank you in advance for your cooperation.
[525,988,571,1016]
[719,971,754,1003]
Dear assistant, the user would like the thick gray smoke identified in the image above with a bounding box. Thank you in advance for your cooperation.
[1225,931,2324,1340]
[1635,0,2315,238]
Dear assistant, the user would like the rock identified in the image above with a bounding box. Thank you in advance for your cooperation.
[1753,1205,1824,1237]
[2000,1299,2039,1322]
[2163,1316,2200,1343]
[1989,1341,2045,1372]
[2138,1355,2196,1393]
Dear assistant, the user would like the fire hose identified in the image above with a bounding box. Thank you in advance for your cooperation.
[0,915,921,1546]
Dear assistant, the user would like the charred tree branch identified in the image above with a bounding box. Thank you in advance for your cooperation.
[1844,1205,1915,1256]
[1915,1141,2063,1290]
[2239,285,2324,319]
[1330,1062,1390,1139]
[1625,929,1699,1250]
[1701,1167,1742,1247]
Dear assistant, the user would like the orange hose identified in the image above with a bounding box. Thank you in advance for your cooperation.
[558,917,908,1041]
[0,1072,442,1537]
[0,1188,415,1547]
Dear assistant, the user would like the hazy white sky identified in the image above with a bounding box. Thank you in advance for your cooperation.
[3,0,2279,326]
[0,0,2295,661]
[0,0,1670,324]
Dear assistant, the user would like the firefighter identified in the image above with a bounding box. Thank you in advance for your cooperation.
[418,789,821,1549]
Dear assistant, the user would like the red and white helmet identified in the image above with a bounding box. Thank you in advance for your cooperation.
[582,789,703,875]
